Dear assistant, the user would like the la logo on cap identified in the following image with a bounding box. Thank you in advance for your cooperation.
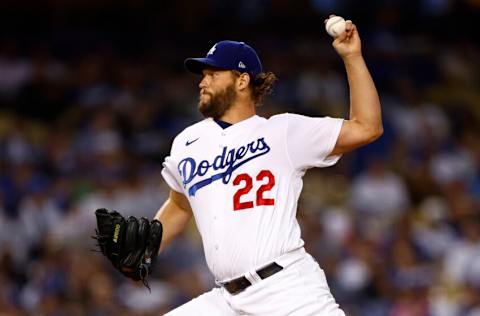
[238,61,246,68]
[207,45,217,56]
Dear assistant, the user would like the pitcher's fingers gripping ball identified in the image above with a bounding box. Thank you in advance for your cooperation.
[93,208,163,290]
[325,15,346,37]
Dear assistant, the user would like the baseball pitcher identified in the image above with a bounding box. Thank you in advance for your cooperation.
[93,16,382,315]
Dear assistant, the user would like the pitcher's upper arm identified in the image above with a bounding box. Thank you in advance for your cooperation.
[330,119,383,156]
[169,190,192,214]
[155,190,193,251]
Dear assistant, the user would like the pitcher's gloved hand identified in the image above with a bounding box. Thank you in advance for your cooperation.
[93,208,163,290]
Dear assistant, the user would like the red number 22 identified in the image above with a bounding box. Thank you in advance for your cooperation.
[233,170,275,211]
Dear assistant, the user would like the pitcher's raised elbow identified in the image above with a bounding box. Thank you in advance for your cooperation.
[371,126,384,142]
[365,126,383,143]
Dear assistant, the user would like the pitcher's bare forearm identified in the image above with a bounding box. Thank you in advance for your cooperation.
[344,55,382,138]
[155,190,193,252]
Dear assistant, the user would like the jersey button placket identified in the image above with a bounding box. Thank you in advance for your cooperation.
[214,131,227,252]
[219,131,226,148]
[212,211,220,252]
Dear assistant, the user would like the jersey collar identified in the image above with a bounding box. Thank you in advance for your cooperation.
[209,115,260,132]
[214,119,233,129]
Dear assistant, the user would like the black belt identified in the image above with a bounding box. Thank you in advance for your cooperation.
[221,262,283,295]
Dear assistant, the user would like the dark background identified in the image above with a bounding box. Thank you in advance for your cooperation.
[0,1,479,315]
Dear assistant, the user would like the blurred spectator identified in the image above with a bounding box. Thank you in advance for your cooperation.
[443,215,480,287]
[350,158,410,242]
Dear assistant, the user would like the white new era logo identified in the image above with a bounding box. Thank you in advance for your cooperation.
[238,61,246,69]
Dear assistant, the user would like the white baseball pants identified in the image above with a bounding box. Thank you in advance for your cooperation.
[163,252,346,316]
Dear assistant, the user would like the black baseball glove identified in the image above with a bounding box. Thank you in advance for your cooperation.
[93,208,163,289]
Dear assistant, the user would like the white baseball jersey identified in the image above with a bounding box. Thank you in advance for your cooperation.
[161,113,343,282]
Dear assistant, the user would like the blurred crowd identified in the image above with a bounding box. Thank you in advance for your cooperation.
[0,1,480,315]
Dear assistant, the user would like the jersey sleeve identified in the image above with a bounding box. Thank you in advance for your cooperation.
[161,138,183,193]
[285,113,344,171]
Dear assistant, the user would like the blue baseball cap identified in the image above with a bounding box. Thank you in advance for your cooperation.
[184,40,263,76]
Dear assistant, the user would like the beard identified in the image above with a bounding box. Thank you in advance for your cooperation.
[198,84,236,119]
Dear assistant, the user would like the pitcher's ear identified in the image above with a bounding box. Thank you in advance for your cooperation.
[236,72,251,90]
